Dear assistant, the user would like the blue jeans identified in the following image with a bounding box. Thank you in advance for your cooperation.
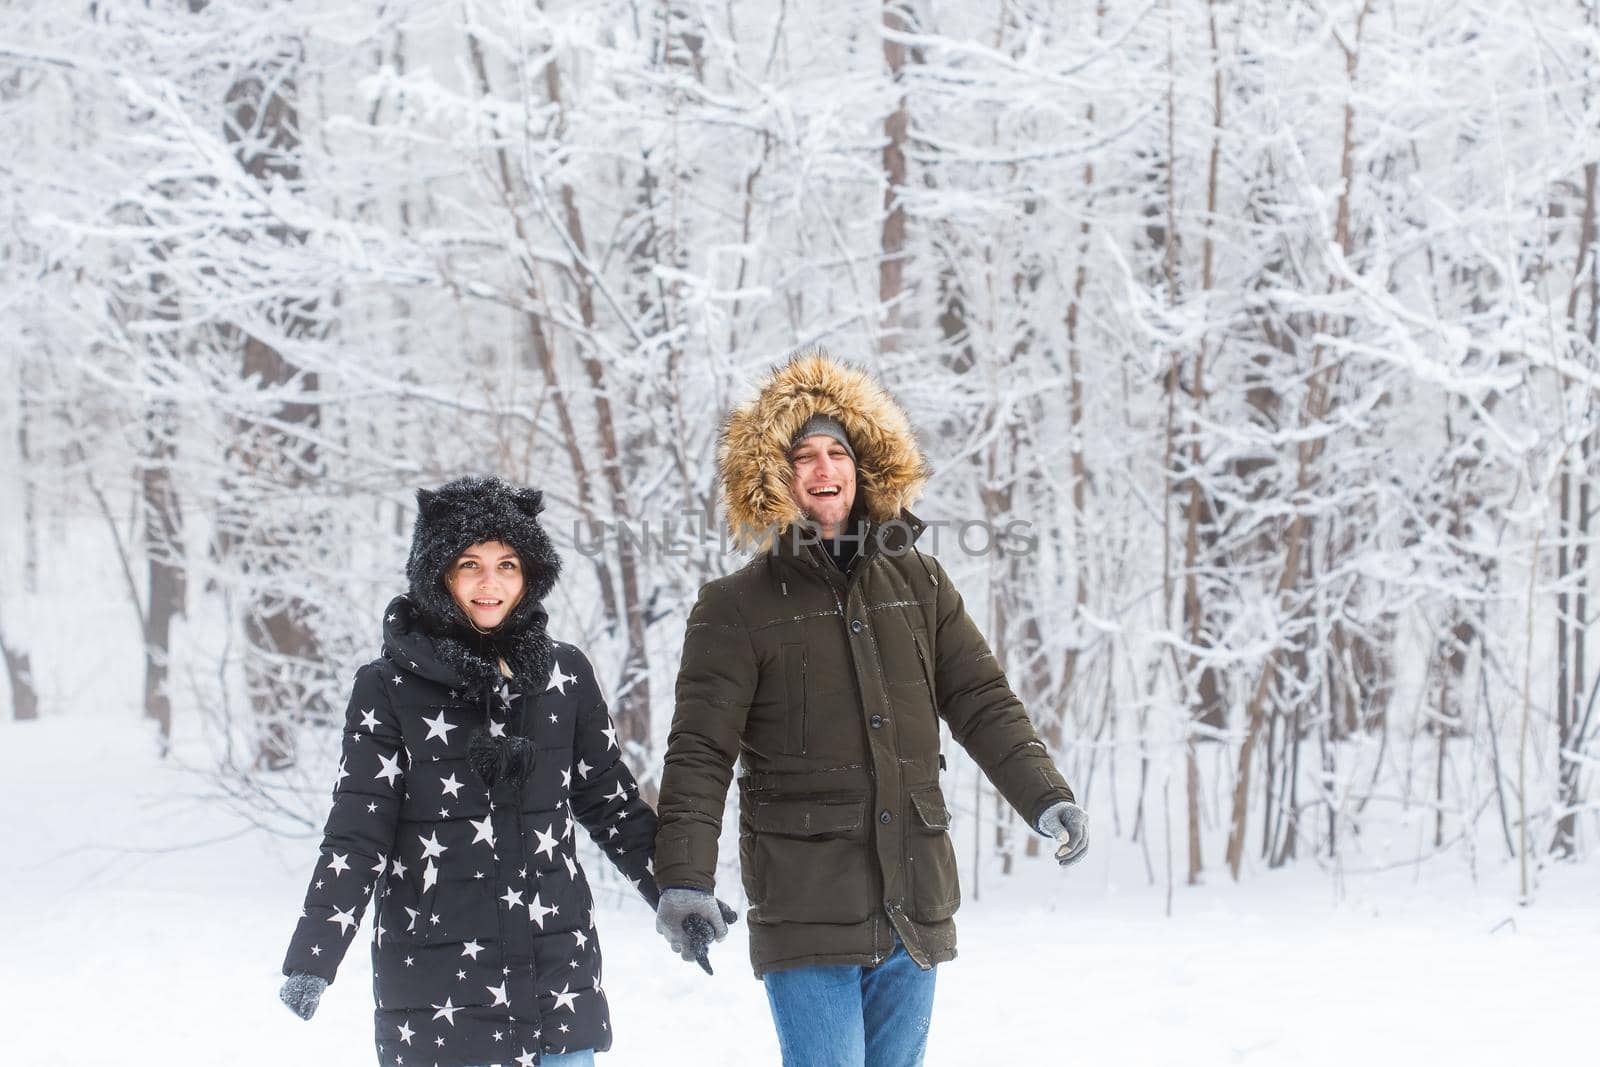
[762,936,938,1067]
[465,1052,593,1067]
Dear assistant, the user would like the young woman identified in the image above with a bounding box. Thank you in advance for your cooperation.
[278,477,684,1067]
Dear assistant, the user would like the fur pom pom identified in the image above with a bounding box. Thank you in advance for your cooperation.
[466,730,535,788]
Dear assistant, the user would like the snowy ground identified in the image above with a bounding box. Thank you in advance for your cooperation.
[6,716,1594,1067]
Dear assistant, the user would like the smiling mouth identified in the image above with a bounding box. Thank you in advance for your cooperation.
[470,598,502,607]
[808,487,841,497]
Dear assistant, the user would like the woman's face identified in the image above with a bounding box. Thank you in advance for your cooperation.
[446,540,524,630]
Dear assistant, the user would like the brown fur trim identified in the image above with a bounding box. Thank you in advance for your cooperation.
[720,346,930,548]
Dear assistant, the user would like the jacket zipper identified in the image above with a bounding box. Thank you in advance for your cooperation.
[799,654,808,755]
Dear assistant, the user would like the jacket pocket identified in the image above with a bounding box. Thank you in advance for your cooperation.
[748,795,874,924]
[379,875,426,943]
[780,643,808,755]
[907,785,960,922]
[420,876,499,945]
[912,629,938,714]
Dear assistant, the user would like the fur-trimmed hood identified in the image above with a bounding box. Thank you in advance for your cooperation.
[720,347,930,547]
[401,476,560,697]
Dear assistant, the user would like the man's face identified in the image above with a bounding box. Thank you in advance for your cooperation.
[788,433,857,536]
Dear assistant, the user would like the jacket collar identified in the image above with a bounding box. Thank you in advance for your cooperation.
[765,509,928,584]
[381,593,554,699]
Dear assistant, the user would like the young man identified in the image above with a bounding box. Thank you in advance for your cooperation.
[652,349,1088,1067]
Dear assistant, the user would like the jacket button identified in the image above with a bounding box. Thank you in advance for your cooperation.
[851,619,864,634]
[870,714,884,729]
[879,809,892,824]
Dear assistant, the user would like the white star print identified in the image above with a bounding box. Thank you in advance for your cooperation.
[461,940,484,960]
[546,662,575,694]
[604,781,628,804]
[326,852,350,876]
[439,773,464,798]
[334,758,349,788]
[404,906,419,932]
[516,1051,537,1067]
[371,853,388,876]
[390,857,408,880]
[469,816,496,848]
[421,710,458,744]
[366,802,378,814]
[561,768,572,789]
[487,982,510,1007]
[528,893,556,929]
[391,674,403,686]
[563,855,577,879]
[573,930,589,950]
[327,905,357,936]
[500,887,525,909]
[576,759,592,779]
[601,723,618,750]
[489,720,507,738]
[423,860,438,893]
[434,1035,445,1048]
[375,751,403,787]
[310,943,321,956]
[359,707,381,731]
[551,983,579,1013]
[397,1021,414,1045]
[532,825,559,860]
[418,832,447,860]
[431,997,461,1025]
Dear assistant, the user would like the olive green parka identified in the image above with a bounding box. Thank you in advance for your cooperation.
[654,350,1075,977]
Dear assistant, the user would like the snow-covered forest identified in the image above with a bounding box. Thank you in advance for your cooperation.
[4,0,1598,904]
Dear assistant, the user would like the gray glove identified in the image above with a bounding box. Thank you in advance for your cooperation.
[654,887,738,970]
[279,972,328,1020]
[1038,801,1089,867]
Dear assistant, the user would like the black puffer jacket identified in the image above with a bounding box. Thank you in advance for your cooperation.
[282,477,657,1066]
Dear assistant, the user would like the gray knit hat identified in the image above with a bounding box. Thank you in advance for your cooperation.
[788,414,857,464]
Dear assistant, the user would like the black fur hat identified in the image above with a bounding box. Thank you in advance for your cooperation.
[403,476,561,698]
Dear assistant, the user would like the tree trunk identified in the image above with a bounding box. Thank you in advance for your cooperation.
[1552,158,1597,857]
[879,0,911,353]
[0,619,39,721]
[219,40,325,771]
[141,415,185,752]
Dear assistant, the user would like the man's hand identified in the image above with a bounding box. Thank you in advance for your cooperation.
[279,972,328,1020]
[655,887,739,973]
[1037,801,1089,867]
